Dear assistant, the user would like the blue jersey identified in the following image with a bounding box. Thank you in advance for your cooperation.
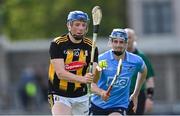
[91,50,145,109]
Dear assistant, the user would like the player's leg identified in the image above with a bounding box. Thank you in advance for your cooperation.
[71,95,89,115]
[48,94,72,115]
[52,102,72,115]
[108,107,127,116]
[89,102,109,115]
[109,112,122,116]
[72,99,89,115]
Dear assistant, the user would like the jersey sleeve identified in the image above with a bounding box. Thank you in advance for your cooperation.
[49,41,64,59]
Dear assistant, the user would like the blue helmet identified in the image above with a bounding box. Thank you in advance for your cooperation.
[109,28,128,42]
[67,11,90,23]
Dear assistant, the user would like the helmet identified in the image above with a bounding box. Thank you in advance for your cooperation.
[109,28,128,42]
[67,11,90,23]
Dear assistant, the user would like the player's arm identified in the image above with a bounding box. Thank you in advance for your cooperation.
[91,62,110,101]
[130,65,147,112]
[133,65,147,97]
[91,83,109,101]
[90,47,102,94]
[91,65,103,93]
[93,64,102,83]
[51,59,93,84]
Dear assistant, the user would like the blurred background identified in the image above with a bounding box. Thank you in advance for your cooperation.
[0,0,180,115]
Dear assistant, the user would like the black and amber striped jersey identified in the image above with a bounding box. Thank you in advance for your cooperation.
[48,34,98,97]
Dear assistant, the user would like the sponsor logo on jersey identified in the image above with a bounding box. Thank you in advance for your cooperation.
[106,76,129,89]
[65,61,87,71]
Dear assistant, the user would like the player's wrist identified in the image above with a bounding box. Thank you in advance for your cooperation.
[76,76,85,83]
[99,89,104,96]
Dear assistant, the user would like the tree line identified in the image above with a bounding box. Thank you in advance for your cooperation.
[1,0,127,41]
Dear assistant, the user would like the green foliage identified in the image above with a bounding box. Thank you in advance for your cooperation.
[2,0,127,40]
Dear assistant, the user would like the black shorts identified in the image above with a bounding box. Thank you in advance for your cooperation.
[89,102,127,115]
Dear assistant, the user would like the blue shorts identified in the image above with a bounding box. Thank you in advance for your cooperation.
[89,102,127,115]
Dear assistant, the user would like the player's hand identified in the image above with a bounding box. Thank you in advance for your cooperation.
[100,90,110,101]
[145,98,153,113]
[82,73,94,84]
[129,94,138,113]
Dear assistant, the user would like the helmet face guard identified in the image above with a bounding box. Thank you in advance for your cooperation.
[67,11,90,23]
[109,29,128,42]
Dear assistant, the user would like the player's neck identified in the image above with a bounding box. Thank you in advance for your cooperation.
[68,33,82,43]
[114,52,125,61]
